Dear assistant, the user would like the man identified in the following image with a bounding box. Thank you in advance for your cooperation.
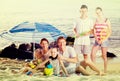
[57,37,78,73]
[57,36,90,75]
[57,36,102,75]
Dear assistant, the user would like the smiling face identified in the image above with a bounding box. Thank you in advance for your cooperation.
[80,8,88,16]
[96,7,103,17]
[40,38,49,50]
[51,48,58,58]
[57,37,66,51]
[40,40,49,50]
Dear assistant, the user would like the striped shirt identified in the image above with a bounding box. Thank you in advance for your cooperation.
[94,19,108,41]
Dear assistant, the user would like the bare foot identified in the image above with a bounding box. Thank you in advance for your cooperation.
[11,70,19,74]
[97,72,106,76]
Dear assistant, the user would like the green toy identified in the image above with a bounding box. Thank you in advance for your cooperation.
[74,31,90,38]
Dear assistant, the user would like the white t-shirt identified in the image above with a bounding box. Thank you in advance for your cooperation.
[58,46,77,68]
[50,59,60,75]
[73,18,93,45]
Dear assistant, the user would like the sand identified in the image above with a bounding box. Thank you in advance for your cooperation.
[0,56,120,81]
[0,39,120,81]
[0,32,119,81]
[0,9,119,81]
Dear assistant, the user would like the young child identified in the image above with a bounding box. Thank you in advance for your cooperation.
[51,47,69,76]
[43,47,69,77]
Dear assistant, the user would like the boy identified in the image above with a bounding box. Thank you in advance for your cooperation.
[73,4,93,61]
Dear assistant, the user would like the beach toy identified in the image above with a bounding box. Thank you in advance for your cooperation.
[79,32,86,36]
[29,63,36,69]
[26,71,33,76]
[99,28,109,42]
[44,64,53,76]
[74,31,90,38]
[44,68,53,76]
[46,64,53,68]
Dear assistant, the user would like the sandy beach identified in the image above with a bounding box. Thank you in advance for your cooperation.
[0,38,120,81]
[0,56,120,81]
[0,0,120,81]
[0,45,120,81]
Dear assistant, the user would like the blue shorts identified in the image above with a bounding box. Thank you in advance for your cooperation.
[94,40,109,47]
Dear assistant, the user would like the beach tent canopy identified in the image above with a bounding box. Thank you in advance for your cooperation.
[0,22,66,43]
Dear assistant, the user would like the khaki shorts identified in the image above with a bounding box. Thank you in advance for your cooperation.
[64,63,76,74]
[74,45,90,55]
[66,66,76,74]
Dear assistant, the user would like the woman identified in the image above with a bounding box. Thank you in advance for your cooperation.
[12,38,51,75]
[91,7,112,73]
[34,38,50,69]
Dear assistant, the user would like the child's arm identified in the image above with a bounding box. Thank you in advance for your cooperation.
[59,59,69,77]
[35,59,49,69]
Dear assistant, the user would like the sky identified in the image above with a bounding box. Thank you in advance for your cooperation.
[0,0,120,30]
[1,0,120,15]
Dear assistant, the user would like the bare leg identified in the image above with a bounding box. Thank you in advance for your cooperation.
[83,54,89,68]
[83,54,88,62]
[76,65,90,76]
[20,67,31,74]
[77,60,101,75]
[91,45,99,63]
[80,60,87,69]
[101,47,108,73]
[84,60,102,75]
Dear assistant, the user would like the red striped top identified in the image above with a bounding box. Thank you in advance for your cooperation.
[94,19,108,41]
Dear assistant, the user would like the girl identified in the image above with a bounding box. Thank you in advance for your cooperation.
[91,7,112,73]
